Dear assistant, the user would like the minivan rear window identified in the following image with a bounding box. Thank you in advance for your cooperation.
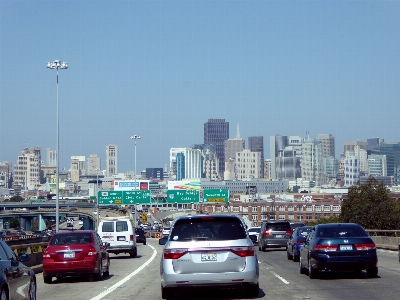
[170,217,246,241]
[266,223,291,231]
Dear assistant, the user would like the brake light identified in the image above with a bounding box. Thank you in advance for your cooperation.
[262,230,272,236]
[355,244,376,250]
[313,244,338,251]
[163,248,188,259]
[286,230,293,235]
[130,235,134,241]
[230,246,255,257]
[43,250,50,258]
[88,247,97,256]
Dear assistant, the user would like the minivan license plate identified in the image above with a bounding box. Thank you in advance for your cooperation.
[201,253,217,261]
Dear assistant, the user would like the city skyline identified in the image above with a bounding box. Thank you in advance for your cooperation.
[1,1,399,174]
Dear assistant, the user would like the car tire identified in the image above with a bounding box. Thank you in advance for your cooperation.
[43,274,52,284]
[367,267,378,278]
[0,285,8,300]
[161,285,174,299]
[308,259,318,279]
[130,247,137,258]
[293,247,299,262]
[299,257,306,274]
[247,283,259,298]
[103,259,110,277]
[29,279,36,300]
[143,240,147,245]
[94,262,103,281]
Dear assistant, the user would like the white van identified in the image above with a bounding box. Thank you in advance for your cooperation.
[98,217,137,258]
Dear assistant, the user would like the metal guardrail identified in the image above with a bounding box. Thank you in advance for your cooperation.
[365,230,400,237]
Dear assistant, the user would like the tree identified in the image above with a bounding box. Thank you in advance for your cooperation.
[340,176,400,230]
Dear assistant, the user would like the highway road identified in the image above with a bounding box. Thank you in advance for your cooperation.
[35,239,400,300]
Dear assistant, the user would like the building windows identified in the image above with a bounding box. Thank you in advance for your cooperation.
[288,205,294,211]
[279,214,286,220]
[252,206,258,212]
[315,205,321,211]
[252,215,258,221]
[306,205,313,212]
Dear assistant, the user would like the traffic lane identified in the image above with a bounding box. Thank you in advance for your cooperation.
[35,242,157,300]
[256,247,400,300]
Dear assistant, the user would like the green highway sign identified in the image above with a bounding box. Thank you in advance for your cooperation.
[98,191,123,205]
[203,189,229,203]
[98,190,151,205]
[123,190,151,204]
[167,190,200,204]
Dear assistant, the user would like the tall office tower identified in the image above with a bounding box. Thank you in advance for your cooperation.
[276,147,301,181]
[353,145,368,176]
[380,142,400,185]
[367,138,384,155]
[204,118,229,177]
[317,134,335,158]
[0,161,12,188]
[343,141,368,156]
[169,147,186,179]
[14,147,42,190]
[248,136,264,178]
[46,148,57,167]
[70,156,85,182]
[173,147,203,180]
[344,155,360,187]
[236,149,262,180]
[106,144,118,177]
[87,154,101,175]
[323,156,339,181]
[270,135,303,179]
[301,137,324,186]
[368,155,387,177]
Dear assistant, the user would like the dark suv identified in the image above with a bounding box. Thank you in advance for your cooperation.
[258,220,293,251]
[135,228,146,245]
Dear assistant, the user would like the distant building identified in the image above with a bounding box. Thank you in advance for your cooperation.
[70,156,85,182]
[367,137,384,155]
[87,154,101,175]
[323,156,339,182]
[343,141,368,156]
[146,168,164,180]
[46,148,57,167]
[0,161,12,188]
[236,149,262,180]
[14,147,42,190]
[204,118,229,177]
[106,144,118,177]
[344,155,360,187]
[176,148,202,180]
[380,142,400,185]
[317,134,335,158]
[301,137,324,186]
[248,136,264,178]
[367,155,387,177]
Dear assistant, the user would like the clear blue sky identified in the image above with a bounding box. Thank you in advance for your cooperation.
[1,1,399,173]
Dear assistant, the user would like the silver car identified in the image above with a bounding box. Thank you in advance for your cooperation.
[160,214,259,299]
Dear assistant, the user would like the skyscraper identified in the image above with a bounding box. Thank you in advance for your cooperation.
[87,154,101,175]
[46,148,57,167]
[14,147,41,190]
[270,135,302,180]
[248,136,264,178]
[301,137,324,186]
[380,142,400,185]
[317,134,335,158]
[204,118,229,176]
[106,144,118,177]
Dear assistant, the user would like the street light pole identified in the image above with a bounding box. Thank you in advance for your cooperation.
[131,135,141,226]
[95,168,100,229]
[47,60,68,232]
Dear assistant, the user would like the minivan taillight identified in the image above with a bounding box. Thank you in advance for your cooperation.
[286,230,293,235]
[262,230,272,236]
[230,246,255,257]
[163,248,188,259]
[130,235,134,241]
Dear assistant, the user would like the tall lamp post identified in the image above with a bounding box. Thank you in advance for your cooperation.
[47,60,68,232]
[95,168,100,228]
[131,135,141,225]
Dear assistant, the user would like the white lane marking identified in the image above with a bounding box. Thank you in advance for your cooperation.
[90,244,157,300]
[270,270,290,284]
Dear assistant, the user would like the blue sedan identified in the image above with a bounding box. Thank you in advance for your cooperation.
[287,226,312,262]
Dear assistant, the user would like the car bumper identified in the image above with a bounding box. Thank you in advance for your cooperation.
[44,260,97,276]
[261,238,288,247]
[161,258,259,288]
[311,254,378,271]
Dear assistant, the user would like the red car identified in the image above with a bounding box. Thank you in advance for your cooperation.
[43,230,110,283]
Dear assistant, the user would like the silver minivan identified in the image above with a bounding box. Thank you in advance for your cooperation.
[258,220,293,251]
[160,214,259,299]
